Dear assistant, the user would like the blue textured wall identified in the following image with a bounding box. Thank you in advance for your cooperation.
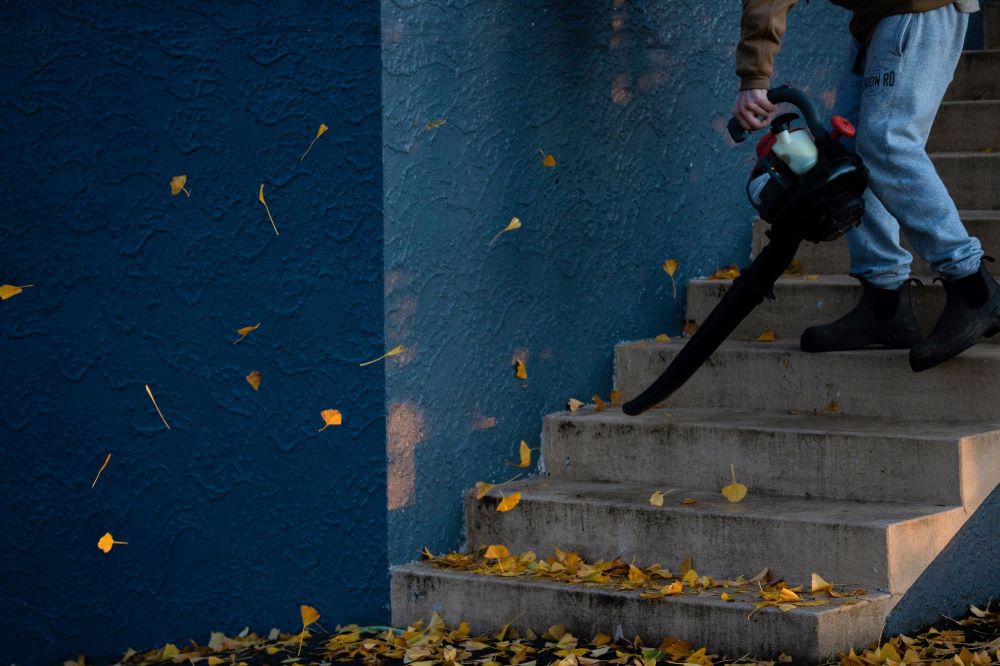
[381,1,849,564]
[0,3,386,663]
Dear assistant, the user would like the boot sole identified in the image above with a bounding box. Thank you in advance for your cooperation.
[910,307,1000,372]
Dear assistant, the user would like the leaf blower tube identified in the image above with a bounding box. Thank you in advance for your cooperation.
[622,86,869,417]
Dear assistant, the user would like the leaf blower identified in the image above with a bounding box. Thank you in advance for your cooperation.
[622,85,869,416]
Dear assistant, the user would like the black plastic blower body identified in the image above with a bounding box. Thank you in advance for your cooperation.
[622,86,869,416]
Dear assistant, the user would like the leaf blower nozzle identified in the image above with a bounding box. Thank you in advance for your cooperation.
[622,86,869,417]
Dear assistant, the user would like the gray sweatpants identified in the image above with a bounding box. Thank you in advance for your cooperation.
[833,3,983,289]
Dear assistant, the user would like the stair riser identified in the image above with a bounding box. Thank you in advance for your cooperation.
[614,342,1000,420]
[945,50,1000,100]
[686,279,1000,345]
[391,566,895,662]
[987,3,1000,49]
[466,491,965,593]
[751,216,999,275]
[933,154,1000,209]
[542,414,998,506]
[928,102,1000,152]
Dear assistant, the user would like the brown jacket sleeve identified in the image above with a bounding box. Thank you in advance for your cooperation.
[736,0,798,90]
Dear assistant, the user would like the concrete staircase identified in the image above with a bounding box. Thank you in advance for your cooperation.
[391,14,1000,663]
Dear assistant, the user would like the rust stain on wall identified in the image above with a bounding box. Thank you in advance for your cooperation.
[387,400,427,510]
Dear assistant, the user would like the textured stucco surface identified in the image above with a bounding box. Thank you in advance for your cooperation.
[0,3,386,663]
[382,1,851,564]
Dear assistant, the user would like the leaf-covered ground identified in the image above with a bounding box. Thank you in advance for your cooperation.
[67,602,1000,666]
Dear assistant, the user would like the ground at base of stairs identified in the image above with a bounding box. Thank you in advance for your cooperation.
[65,604,1000,666]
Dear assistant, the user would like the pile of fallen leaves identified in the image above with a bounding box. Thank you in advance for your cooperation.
[422,547,864,614]
[75,603,1000,666]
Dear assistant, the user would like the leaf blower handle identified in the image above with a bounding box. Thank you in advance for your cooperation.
[726,85,830,144]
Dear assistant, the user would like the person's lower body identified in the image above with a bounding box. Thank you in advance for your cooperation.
[800,4,1000,369]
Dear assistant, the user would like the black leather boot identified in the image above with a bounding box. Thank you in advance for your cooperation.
[909,260,1000,372]
[800,275,921,352]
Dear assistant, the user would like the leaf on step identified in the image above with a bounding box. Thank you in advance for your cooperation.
[810,573,842,597]
[649,490,665,507]
[683,319,700,336]
[496,491,522,512]
[609,389,623,406]
[825,400,841,413]
[628,564,651,586]
[783,258,802,275]
[661,581,683,595]
[592,394,606,412]
[567,398,584,412]
[484,545,510,559]
[721,464,748,503]
[679,557,694,575]
[720,592,734,602]
[709,264,741,280]
[654,333,671,342]
[682,497,698,505]
[475,481,496,499]
[757,328,777,342]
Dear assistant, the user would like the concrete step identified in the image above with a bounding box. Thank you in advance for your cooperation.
[614,339,1000,420]
[391,563,895,662]
[686,274,1000,345]
[932,152,1000,210]
[542,406,1000,508]
[928,100,1000,152]
[945,49,1000,100]
[987,2,1000,49]
[466,479,966,593]
[750,211,1000,275]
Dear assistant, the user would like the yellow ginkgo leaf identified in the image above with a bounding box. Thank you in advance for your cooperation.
[592,394,606,412]
[0,284,32,300]
[661,581,683,595]
[649,490,665,507]
[426,118,447,130]
[258,184,279,236]
[161,644,180,658]
[609,389,622,406]
[92,453,111,488]
[825,400,841,413]
[145,384,170,430]
[301,604,320,628]
[515,440,532,468]
[475,481,496,500]
[783,258,802,275]
[709,264,741,280]
[489,217,522,247]
[232,322,261,344]
[318,409,343,431]
[245,370,262,391]
[300,124,329,161]
[97,532,127,553]
[539,149,557,168]
[810,573,842,597]
[360,344,405,367]
[654,333,671,342]
[170,175,190,197]
[628,564,650,585]
[721,464,748,503]
[682,568,699,586]
[682,497,699,505]
[567,398,584,412]
[484,544,510,559]
[662,259,679,297]
[721,592,734,602]
[496,491,522,512]
[778,587,801,602]
[757,328,777,342]
[515,359,527,380]
[683,319,700,336]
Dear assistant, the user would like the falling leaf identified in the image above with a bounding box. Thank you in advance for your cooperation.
[426,118,447,130]
[567,398,584,412]
[145,384,170,430]
[232,322,261,344]
[825,400,841,413]
[97,532,127,553]
[299,123,329,161]
[258,184,279,236]
[662,259,679,297]
[497,491,522,512]
[489,217,522,246]
[0,284,33,300]
[592,394,606,412]
[484,545,510,559]
[649,490,665,507]
[654,333,671,342]
[538,149,557,168]
[722,464,748,503]
[508,440,532,468]
[360,344,405,367]
[299,604,320,656]
[245,370,262,391]
[318,409,343,431]
[609,389,622,406]
[170,175,191,197]
[757,328,777,342]
[475,481,496,500]
[682,497,699,505]
[709,264,741,280]
[91,453,110,488]
[683,319,700,336]
[515,359,528,380]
